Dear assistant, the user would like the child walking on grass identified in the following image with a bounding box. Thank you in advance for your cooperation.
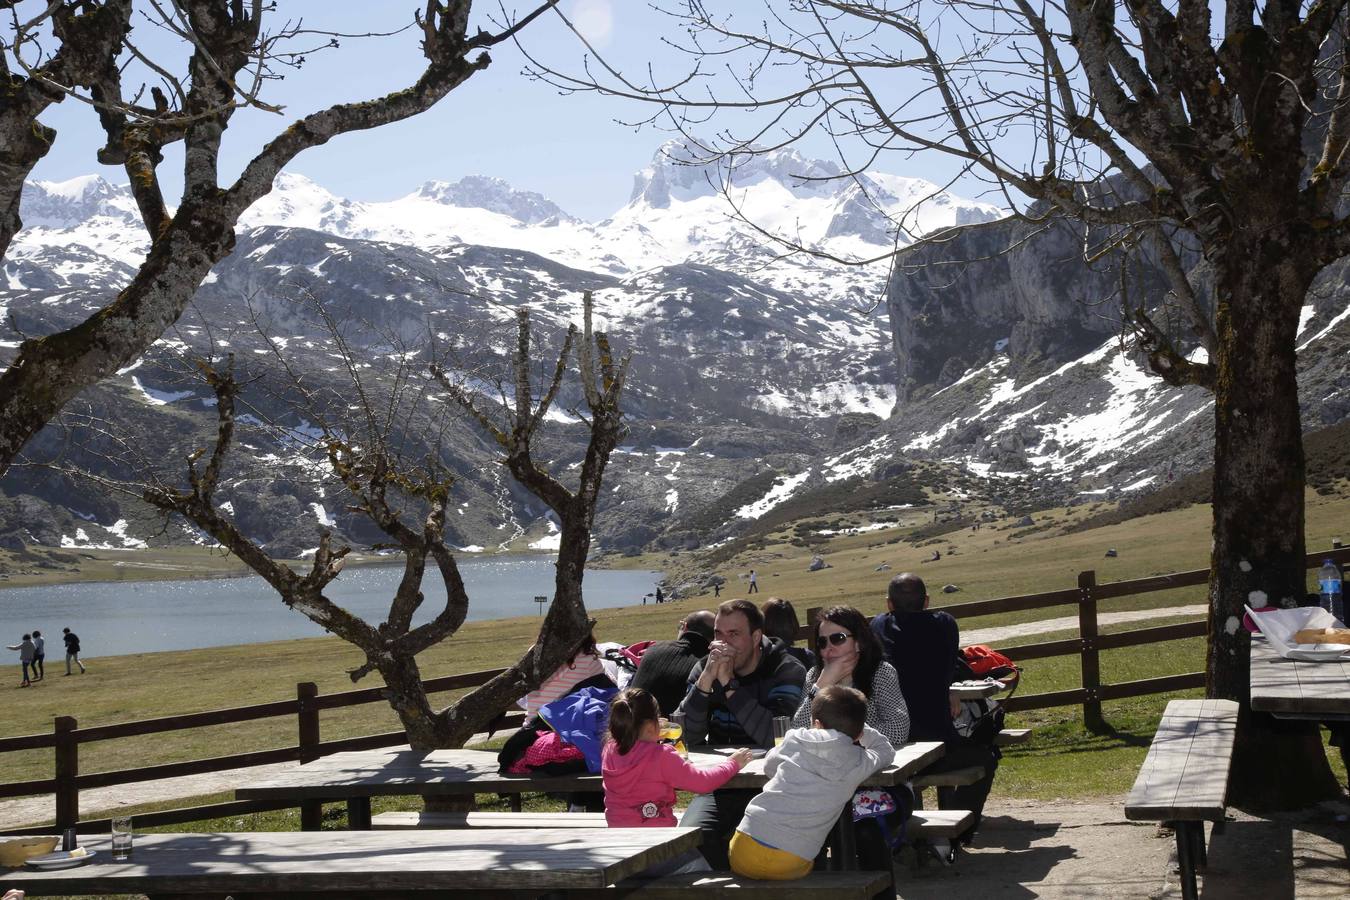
[729,684,895,880]
[602,687,754,827]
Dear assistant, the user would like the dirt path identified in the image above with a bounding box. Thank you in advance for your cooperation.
[959,604,1208,647]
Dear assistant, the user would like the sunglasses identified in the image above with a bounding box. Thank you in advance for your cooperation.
[816,631,852,649]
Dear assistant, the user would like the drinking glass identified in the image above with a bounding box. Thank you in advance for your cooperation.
[772,716,790,746]
[111,815,132,860]
[668,712,687,757]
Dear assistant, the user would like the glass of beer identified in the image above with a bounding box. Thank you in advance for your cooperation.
[661,713,687,757]
[772,716,790,746]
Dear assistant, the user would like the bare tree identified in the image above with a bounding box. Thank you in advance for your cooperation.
[0,0,562,480]
[527,0,1350,802]
[139,291,628,749]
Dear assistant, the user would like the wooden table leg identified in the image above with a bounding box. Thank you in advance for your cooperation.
[424,794,477,813]
[347,796,372,830]
[300,800,323,831]
[1174,821,1199,900]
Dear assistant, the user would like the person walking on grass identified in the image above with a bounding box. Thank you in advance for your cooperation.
[62,627,86,675]
[747,569,759,594]
[7,633,36,687]
[30,630,44,681]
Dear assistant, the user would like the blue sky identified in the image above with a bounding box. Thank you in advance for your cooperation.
[23,2,667,219]
[21,1,985,221]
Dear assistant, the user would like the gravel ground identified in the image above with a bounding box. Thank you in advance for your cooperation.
[893,798,1350,898]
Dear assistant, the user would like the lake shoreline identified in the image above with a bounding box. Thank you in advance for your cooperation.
[0,556,663,659]
[0,544,657,592]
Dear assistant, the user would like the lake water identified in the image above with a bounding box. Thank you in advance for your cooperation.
[0,557,661,658]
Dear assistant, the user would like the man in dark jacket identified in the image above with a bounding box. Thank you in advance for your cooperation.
[872,572,998,849]
[677,598,806,867]
[631,610,715,715]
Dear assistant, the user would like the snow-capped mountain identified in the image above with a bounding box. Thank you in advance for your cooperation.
[2,140,1346,559]
[13,141,1002,288]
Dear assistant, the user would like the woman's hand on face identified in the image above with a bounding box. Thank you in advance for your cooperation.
[817,650,857,688]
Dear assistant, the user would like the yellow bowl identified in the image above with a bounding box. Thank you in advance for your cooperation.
[0,835,60,868]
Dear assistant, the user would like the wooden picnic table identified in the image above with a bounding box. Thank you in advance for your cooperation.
[237,747,598,830]
[1249,636,1350,720]
[0,828,699,898]
[236,743,945,831]
[235,742,943,871]
[693,741,945,789]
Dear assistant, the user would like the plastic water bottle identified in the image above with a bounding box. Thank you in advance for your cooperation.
[1320,559,1344,623]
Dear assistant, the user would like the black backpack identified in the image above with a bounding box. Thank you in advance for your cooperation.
[951,652,1019,750]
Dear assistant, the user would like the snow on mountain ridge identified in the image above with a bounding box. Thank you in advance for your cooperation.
[15,145,1005,307]
[630,140,845,207]
[412,175,578,225]
[22,175,140,230]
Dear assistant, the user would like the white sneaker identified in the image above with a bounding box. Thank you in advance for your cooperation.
[930,839,955,865]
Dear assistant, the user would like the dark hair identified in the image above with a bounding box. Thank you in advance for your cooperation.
[812,606,883,699]
[608,687,661,755]
[22,633,30,640]
[62,628,70,634]
[888,573,928,613]
[760,597,800,644]
[811,684,868,739]
[682,610,715,641]
[717,598,764,632]
[32,630,40,637]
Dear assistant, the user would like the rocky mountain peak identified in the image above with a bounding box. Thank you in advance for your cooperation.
[411,175,577,225]
[22,175,139,228]
[630,140,845,209]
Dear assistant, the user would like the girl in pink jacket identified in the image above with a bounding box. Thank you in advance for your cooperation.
[602,687,753,827]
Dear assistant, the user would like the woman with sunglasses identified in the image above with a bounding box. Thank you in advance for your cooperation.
[790,606,910,746]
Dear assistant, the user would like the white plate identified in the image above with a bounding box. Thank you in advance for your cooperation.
[25,849,96,869]
[1286,645,1350,661]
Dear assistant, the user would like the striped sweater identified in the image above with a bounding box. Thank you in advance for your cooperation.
[524,652,605,717]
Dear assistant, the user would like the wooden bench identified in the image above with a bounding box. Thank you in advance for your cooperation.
[1124,698,1239,900]
[567,869,892,898]
[373,810,606,829]
[908,809,974,839]
[910,765,984,816]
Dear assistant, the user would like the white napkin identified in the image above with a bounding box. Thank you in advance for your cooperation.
[1244,605,1346,659]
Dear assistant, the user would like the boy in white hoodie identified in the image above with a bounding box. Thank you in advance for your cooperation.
[729,684,895,880]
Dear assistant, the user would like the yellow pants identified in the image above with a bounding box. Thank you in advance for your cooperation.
[728,830,813,880]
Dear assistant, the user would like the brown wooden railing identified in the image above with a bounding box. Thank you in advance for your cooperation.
[2,546,1346,836]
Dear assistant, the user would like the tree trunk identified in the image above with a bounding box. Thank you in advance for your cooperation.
[1208,236,1338,807]
[378,653,446,752]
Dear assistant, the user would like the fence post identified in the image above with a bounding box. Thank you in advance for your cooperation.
[54,716,78,831]
[297,682,322,831]
[1078,571,1106,733]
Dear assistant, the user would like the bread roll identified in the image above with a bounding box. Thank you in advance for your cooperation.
[1293,627,1350,646]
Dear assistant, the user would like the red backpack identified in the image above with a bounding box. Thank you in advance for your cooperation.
[961,644,1018,681]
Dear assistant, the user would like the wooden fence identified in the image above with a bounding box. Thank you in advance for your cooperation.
[2,546,1346,836]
